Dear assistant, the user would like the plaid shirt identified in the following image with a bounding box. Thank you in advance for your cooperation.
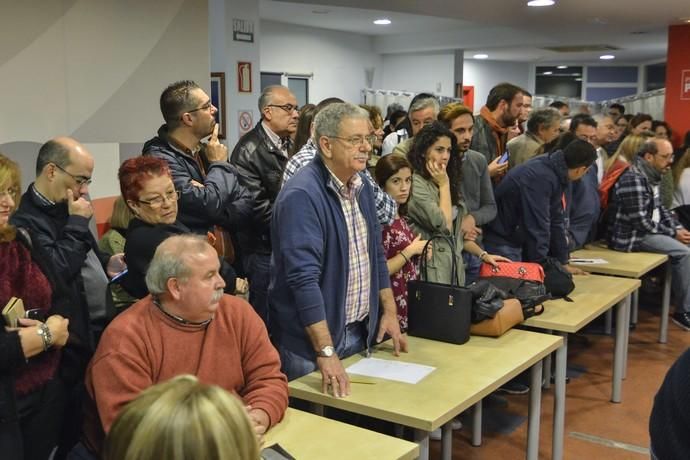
[326,170,370,324]
[607,163,678,252]
[283,138,397,225]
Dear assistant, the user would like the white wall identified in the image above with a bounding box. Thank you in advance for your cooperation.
[381,52,455,97]
[463,60,531,112]
[260,20,382,104]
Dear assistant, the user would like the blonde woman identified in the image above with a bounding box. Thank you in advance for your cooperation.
[604,134,650,174]
[103,375,260,460]
[98,196,134,256]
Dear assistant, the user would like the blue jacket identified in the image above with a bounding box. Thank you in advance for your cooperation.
[485,150,570,264]
[567,165,600,250]
[269,155,389,360]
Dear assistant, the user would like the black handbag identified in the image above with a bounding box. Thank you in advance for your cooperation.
[407,234,472,345]
[542,257,575,300]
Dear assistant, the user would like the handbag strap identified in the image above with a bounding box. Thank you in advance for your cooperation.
[418,233,459,287]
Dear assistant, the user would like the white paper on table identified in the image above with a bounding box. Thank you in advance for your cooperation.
[569,258,609,265]
[346,357,435,384]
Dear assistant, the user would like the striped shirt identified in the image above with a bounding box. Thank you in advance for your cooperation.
[326,168,370,324]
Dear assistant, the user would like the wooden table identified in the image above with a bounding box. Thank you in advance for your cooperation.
[522,274,640,460]
[263,408,419,460]
[570,246,669,342]
[289,331,562,460]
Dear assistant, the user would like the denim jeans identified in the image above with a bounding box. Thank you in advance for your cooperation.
[638,234,690,313]
[483,239,523,262]
[463,252,482,285]
[280,320,368,381]
[245,253,271,326]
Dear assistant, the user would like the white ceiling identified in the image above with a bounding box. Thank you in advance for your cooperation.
[260,0,690,62]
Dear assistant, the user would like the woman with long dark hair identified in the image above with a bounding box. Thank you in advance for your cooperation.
[406,122,508,286]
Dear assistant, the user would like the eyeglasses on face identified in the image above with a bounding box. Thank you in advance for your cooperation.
[267,104,299,113]
[53,163,92,186]
[329,134,378,148]
[137,190,180,208]
[186,101,213,115]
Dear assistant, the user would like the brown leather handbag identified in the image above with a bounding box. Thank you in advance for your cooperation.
[470,298,524,337]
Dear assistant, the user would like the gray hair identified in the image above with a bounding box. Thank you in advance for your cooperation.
[313,102,369,154]
[145,234,210,295]
[258,85,288,112]
[526,107,561,135]
[409,97,440,117]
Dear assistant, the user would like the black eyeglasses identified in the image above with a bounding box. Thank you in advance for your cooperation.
[186,101,213,114]
[53,163,92,186]
[137,190,180,208]
[267,104,299,113]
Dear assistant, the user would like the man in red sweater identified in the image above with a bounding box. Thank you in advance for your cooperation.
[81,235,287,454]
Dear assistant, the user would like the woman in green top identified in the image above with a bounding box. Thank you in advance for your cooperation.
[406,122,508,286]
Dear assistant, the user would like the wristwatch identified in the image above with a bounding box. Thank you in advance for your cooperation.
[316,345,336,358]
[36,323,53,351]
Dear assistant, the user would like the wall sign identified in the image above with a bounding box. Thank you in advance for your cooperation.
[238,110,253,137]
[233,18,254,43]
[682,69,690,100]
[210,72,226,139]
[238,62,252,93]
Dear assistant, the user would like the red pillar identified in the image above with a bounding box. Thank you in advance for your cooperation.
[664,24,690,148]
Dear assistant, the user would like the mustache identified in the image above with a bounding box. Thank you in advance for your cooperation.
[211,289,224,303]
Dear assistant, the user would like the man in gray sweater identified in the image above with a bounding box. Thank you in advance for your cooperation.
[439,102,497,282]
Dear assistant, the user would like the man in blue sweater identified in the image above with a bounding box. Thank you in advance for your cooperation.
[269,102,407,396]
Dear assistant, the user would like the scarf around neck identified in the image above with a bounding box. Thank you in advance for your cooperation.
[480,106,509,157]
[635,156,662,185]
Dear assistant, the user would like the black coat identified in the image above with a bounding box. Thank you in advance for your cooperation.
[143,124,253,235]
[230,122,288,255]
[122,218,238,298]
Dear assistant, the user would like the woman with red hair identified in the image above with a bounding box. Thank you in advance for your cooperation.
[118,156,246,300]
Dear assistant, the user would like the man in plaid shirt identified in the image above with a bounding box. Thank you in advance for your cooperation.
[607,138,690,330]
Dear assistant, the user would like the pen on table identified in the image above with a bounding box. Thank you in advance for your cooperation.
[349,376,376,384]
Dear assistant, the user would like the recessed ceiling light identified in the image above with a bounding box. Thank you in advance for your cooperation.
[527,0,555,6]
[600,54,615,60]
[473,54,489,59]
[557,65,567,69]
[312,9,330,14]
[543,71,553,75]
[575,78,582,81]
[373,18,391,25]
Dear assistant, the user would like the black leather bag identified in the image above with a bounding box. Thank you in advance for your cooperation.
[542,257,575,300]
[407,234,472,345]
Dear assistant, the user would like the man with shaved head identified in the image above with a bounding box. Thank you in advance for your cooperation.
[607,138,690,330]
[11,136,127,454]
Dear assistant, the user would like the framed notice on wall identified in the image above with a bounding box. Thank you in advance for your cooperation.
[210,72,226,139]
[238,62,252,93]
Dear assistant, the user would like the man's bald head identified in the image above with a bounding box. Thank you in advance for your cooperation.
[36,137,92,177]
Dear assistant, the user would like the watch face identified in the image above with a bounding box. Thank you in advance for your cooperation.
[321,346,334,357]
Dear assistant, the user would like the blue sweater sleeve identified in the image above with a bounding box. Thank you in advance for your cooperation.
[273,188,328,327]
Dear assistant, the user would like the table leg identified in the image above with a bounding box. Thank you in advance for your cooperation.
[622,294,631,380]
[612,295,628,403]
[552,333,567,460]
[413,430,430,460]
[527,360,543,460]
[472,400,482,447]
[604,309,612,335]
[631,289,639,325]
[441,422,452,460]
[543,329,553,389]
[660,262,671,344]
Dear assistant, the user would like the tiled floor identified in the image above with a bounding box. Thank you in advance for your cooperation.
[429,297,689,459]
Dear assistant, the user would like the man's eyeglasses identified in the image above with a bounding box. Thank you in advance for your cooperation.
[267,104,299,113]
[53,163,92,186]
[0,187,19,200]
[186,101,213,115]
[330,135,378,148]
[137,190,180,208]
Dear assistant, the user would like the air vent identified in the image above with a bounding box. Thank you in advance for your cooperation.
[542,45,620,53]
